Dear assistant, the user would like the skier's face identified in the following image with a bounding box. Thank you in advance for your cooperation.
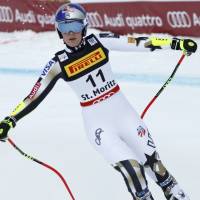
[62,32,83,47]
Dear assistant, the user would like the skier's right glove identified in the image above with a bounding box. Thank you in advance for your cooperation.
[0,116,16,142]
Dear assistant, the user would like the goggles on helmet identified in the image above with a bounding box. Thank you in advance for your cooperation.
[57,21,84,33]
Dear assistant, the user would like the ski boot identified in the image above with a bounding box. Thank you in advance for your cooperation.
[165,184,190,200]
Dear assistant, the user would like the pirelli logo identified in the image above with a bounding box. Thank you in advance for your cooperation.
[65,48,106,77]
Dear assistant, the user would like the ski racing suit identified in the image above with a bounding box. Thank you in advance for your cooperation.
[9,33,188,200]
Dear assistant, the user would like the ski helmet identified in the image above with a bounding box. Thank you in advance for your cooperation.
[55,3,88,38]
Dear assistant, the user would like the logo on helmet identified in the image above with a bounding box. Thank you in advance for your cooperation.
[65,5,75,13]
[63,11,70,19]
[61,6,75,19]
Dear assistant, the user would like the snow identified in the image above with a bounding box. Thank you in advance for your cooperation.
[0,29,199,200]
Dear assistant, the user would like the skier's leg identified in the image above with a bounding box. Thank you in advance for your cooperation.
[82,104,155,199]
[115,100,190,200]
[144,153,190,200]
[122,124,189,199]
[113,159,154,200]
[123,128,189,200]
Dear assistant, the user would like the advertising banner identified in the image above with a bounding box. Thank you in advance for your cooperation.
[85,1,200,37]
[0,0,63,32]
[0,1,200,37]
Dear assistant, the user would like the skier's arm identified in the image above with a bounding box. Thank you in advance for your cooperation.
[0,58,63,141]
[97,33,152,52]
[11,58,63,121]
[96,33,197,53]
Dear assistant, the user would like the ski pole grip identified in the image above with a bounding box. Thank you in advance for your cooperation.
[181,39,197,53]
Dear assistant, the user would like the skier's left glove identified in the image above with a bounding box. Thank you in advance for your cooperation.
[145,37,197,56]
[171,38,197,56]
[0,116,16,142]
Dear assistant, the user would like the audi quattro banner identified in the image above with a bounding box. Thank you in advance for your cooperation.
[84,1,200,37]
[0,1,200,36]
[0,0,63,32]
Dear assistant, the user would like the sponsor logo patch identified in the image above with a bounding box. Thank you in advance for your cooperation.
[28,82,41,99]
[137,126,146,137]
[11,101,26,116]
[87,37,98,46]
[95,128,104,145]
[147,131,156,148]
[64,48,106,77]
[58,52,68,62]
[41,59,55,78]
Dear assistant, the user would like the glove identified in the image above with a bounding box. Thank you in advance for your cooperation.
[171,38,197,56]
[145,37,197,55]
[0,116,16,142]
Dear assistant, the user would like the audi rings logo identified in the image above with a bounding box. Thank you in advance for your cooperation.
[0,6,14,23]
[93,92,115,104]
[87,12,104,28]
[167,11,191,28]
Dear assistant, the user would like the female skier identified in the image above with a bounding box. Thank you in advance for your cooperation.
[0,3,197,200]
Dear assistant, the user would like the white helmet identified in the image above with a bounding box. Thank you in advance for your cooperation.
[55,3,88,38]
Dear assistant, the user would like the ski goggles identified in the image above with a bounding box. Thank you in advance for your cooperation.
[57,21,84,33]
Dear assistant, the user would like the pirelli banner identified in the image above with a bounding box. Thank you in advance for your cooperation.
[0,0,64,32]
[0,1,200,37]
[84,1,200,37]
